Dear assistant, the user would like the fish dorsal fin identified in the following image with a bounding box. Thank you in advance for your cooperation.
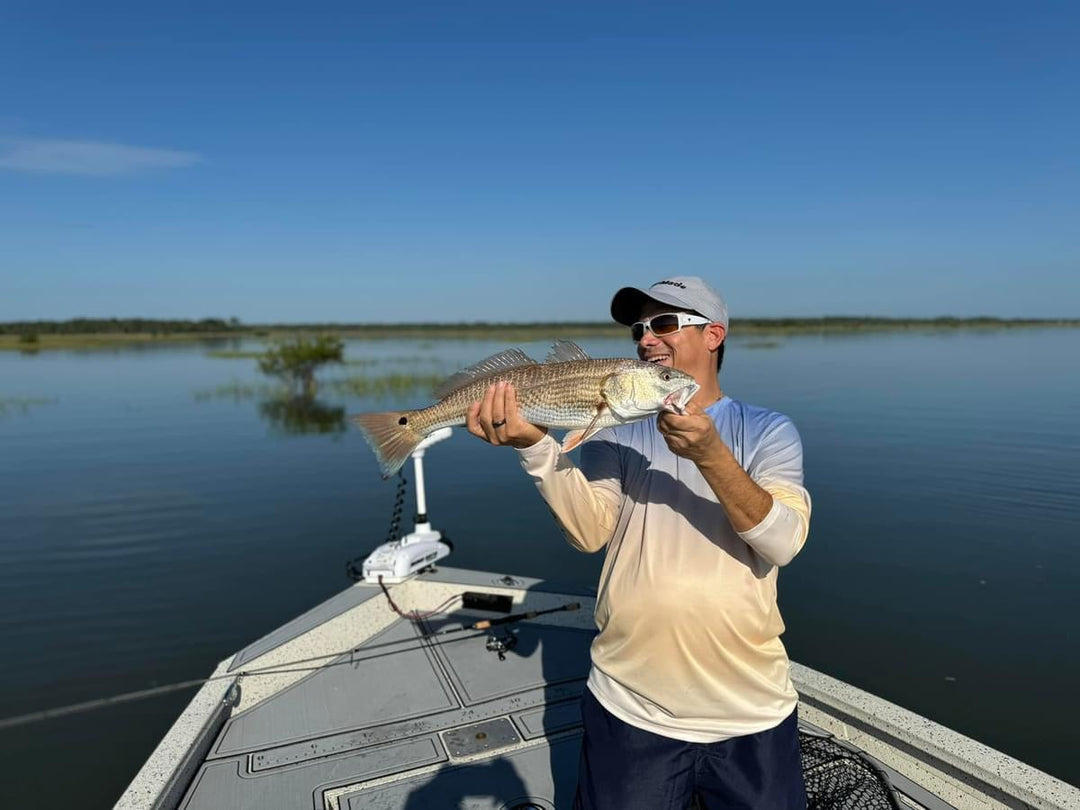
[434,348,538,398]
[545,339,591,364]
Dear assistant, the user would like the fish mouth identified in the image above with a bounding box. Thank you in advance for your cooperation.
[662,382,699,415]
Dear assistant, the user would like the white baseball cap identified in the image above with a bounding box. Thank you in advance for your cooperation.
[610,276,729,331]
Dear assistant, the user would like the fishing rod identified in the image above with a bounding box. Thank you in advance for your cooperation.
[0,601,581,732]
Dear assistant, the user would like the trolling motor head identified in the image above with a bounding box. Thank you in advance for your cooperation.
[361,427,454,583]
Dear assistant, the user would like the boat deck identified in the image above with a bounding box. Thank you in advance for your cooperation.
[117,567,1079,810]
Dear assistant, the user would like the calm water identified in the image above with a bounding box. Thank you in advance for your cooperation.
[1,330,1078,805]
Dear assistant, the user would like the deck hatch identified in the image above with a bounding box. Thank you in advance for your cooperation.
[180,737,446,810]
[238,680,584,771]
[515,700,582,740]
[339,734,582,810]
[214,618,457,756]
[442,717,521,758]
[425,612,594,706]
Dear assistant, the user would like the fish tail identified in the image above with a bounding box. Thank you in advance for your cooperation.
[352,410,425,478]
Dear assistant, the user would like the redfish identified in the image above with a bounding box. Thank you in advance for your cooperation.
[353,339,699,478]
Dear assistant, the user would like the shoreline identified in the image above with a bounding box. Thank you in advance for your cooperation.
[2,318,1078,351]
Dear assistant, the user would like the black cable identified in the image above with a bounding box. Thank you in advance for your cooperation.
[377,575,460,620]
[346,467,407,581]
[386,466,407,543]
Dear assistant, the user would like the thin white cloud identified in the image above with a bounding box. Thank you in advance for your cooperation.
[0,138,202,176]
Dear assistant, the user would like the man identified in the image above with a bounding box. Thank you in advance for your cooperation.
[466,277,810,809]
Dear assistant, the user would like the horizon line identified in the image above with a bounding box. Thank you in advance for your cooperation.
[3,315,1080,327]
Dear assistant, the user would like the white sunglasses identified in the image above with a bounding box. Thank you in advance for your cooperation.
[630,312,711,342]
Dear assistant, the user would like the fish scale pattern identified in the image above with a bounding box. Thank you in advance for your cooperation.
[415,358,654,432]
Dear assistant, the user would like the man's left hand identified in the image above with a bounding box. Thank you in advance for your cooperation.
[657,401,723,464]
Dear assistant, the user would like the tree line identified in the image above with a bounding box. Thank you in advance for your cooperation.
[0,318,242,335]
[2,315,1076,337]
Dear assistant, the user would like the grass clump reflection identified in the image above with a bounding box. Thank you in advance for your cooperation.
[258,397,347,435]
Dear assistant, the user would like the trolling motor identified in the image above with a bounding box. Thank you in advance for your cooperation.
[360,427,454,583]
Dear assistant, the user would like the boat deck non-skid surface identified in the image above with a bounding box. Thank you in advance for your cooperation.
[121,568,1080,810]
[179,575,595,809]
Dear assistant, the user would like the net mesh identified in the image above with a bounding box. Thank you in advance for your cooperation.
[800,731,903,810]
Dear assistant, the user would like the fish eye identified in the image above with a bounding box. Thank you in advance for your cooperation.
[661,372,671,381]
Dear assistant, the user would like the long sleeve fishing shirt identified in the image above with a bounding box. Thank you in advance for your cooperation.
[516,395,811,742]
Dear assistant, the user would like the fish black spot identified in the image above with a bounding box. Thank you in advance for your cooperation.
[398,416,408,425]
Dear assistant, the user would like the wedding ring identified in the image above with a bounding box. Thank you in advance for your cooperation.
[492,419,507,428]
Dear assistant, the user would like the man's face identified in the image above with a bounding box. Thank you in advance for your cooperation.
[635,300,725,382]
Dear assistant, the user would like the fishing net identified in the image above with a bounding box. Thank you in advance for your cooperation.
[800,730,903,810]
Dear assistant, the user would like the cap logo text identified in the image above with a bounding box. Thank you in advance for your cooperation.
[654,279,686,289]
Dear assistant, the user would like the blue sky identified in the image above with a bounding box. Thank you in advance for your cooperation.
[2,2,1077,322]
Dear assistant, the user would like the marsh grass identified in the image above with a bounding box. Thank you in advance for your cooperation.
[193,381,288,402]
[5,318,1079,352]
[208,352,445,368]
[194,370,450,402]
[343,355,448,367]
[324,373,445,398]
[0,396,57,416]
[0,333,242,351]
[206,350,266,359]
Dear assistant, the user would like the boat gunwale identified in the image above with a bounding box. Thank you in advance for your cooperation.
[790,663,1080,810]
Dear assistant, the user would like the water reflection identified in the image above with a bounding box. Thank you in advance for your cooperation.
[1,329,1079,801]
[258,395,347,435]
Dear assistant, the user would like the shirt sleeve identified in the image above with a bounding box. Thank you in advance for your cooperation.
[516,431,622,553]
[737,417,811,567]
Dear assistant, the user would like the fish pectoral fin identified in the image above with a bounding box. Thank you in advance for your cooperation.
[598,374,636,420]
[560,404,607,453]
[559,430,587,454]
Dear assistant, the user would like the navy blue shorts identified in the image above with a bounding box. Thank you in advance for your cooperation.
[574,688,807,810]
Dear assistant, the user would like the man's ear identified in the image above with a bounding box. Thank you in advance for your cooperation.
[704,323,726,351]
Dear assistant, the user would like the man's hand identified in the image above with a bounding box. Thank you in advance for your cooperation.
[657,401,724,464]
[466,381,548,449]
[661,400,777,533]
